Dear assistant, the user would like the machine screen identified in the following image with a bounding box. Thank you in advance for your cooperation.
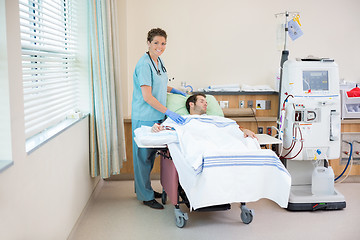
[303,71,329,91]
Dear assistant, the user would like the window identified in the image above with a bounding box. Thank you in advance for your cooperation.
[19,0,80,139]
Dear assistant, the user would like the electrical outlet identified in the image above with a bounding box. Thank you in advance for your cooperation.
[257,127,264,134]
[219,101,229,109]
[256,100,266,110]
[247,100,253,108]
[239,100,245,108]
[266,127,272,135]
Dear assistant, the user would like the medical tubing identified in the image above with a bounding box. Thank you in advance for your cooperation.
[337,156,353,184]
[307,111,316,121]
[282,94,294,108]
[278,108,286,137]
[277,94,293,140]
[281,124,303,159]
[282,139,295,157]
[283,123,300,154]
[283,140,303,160]
[288,126,304,159]
[184,85,193,93]
[283,124,296,151]
[334,142,352,181]
[271,126,280,135]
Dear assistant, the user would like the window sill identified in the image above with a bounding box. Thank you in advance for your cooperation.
[0,160,14,173]
[26,114,89,154]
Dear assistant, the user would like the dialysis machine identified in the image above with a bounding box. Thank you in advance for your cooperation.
[279,59,346,211]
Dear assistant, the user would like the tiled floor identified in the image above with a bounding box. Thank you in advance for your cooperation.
[68,180,360,240]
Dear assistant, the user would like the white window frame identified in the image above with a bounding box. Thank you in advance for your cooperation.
[19,0,82,140]
[18,0,89,152]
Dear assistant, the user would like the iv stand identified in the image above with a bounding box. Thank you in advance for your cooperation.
[275,11,299,118]
[274,11,299,157]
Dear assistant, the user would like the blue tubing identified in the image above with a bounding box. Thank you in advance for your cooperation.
[185,85,193,92]
[334,142,352,181]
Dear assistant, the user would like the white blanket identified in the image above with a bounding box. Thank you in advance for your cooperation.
[168,144,291,209]
[164,115,261,172]
[135,115,291,209]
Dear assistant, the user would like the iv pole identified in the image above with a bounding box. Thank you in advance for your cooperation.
[275,11,299,118]
[274,11,299,157]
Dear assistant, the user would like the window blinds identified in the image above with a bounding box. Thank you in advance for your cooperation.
[19,0,79,139]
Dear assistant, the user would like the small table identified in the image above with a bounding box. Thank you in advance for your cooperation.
[255,134,282,145]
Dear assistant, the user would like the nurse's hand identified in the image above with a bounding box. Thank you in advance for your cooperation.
[170,88,187,97]
[165,109,185,124]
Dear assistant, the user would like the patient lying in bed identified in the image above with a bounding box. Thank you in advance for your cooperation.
[152,93,256,139]
[151,93,260,170]
[136,93,291,209]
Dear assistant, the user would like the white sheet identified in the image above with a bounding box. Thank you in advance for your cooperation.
[164,115,261,171]
[134,115,291,210]
[168,143,291,209]
[164,115,291,210]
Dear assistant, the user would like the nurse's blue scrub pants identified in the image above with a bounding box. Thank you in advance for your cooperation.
[132,119,161,201]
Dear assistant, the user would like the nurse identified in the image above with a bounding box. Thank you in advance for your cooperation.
[131,28,186,209]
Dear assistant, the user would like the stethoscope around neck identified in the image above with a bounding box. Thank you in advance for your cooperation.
[147,51,167,76]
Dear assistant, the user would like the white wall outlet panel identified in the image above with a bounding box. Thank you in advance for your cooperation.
[256,100,266,110]
[219,101,229,109]
[239,100,245,108]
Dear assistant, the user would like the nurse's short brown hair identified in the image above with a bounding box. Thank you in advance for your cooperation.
[147,28,167,43]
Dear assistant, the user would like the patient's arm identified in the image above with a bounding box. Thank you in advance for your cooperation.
[241,128,258,139]
[151,123,165,133]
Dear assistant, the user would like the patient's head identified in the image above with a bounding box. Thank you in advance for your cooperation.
[186,93,207,115]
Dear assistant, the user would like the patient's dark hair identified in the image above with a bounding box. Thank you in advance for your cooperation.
[186,93,206,113]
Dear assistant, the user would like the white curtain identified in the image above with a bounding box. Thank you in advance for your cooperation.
[88,0,126,178]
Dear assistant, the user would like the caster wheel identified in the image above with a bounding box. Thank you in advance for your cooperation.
[175,216,187,228]
[241,210,253,224]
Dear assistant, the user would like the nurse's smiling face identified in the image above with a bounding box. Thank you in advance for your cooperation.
[147,36,166,60]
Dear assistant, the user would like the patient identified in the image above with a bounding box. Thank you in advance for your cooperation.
[152,93,257,139]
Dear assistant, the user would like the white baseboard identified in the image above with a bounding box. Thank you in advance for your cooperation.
[67,177,103,240]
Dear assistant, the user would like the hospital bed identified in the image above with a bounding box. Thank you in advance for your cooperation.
[159,147,254,227]
[134,94,291,228]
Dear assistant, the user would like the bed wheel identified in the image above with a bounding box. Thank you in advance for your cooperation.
[161,190,167,204]
[175,215,187,228]
[174,208,188,228]
[240,204,254,224]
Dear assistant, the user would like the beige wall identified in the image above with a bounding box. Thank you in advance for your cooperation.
[117,0,130,116]
[0,119,98,240]
[121,0,360,116]
[0,1,99,239]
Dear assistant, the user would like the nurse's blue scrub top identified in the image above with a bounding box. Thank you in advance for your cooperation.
[131,53,168,121]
